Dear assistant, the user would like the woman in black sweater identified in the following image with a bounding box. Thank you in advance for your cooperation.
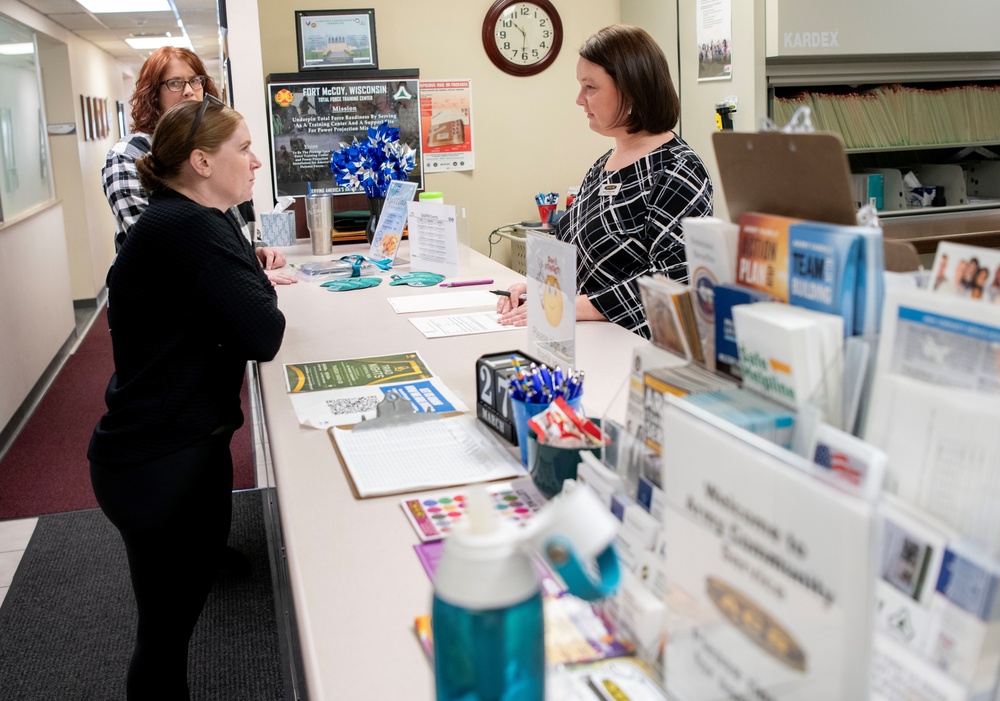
[88,96,285,700]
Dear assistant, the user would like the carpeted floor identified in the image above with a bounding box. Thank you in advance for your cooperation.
[0,305,257,520]
[0,489,285,700]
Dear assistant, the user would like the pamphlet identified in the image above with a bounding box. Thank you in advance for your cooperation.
[283,352,467,428]
[406,200,460,277]
[368,179,418,263]
[400,478,547,541]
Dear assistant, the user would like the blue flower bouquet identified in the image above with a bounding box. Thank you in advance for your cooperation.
[329,122,417,198]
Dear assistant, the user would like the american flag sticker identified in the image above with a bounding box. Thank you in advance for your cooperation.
[814,442,865,485]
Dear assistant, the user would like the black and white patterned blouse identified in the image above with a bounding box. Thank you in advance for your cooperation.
[103,133,256,252]
[557,135,713,338]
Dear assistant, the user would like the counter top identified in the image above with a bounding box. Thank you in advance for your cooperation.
[257,241,648,699]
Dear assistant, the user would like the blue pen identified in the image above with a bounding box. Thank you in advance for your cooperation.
[525,384,539,404]
[528,365,543,395]
[539,365,553,393]
[553,366,563,391]
[508,378,524,402]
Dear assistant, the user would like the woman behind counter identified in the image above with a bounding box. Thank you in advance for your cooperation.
[499,24,713,338]
[88,97,286,699]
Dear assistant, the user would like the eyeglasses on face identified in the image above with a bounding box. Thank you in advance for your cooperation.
[186,93,226,148]
[160,76,207,92]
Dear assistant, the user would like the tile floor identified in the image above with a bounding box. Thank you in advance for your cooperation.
[0,517,37,607]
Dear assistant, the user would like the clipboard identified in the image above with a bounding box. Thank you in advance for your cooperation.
[713,131,858,226]
[328,391,527,499]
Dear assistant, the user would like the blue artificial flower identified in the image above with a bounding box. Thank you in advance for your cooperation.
[331,121,416,198]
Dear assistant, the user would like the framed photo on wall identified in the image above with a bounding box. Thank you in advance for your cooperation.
[116,100,126,139]
[98,98,106,138]
[294,9,378,72]
[85,97,94,140]
[80,95,90,141]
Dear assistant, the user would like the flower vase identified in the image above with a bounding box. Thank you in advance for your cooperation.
[365,197,385,244]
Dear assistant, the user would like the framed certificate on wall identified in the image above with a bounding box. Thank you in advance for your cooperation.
[294,9,379,72]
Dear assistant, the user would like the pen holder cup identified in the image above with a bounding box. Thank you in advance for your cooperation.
[510,395,583,467]
[537,203,557,225]
[527,419,604,498]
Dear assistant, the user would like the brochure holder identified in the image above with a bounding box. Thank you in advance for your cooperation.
[659,396,878,699]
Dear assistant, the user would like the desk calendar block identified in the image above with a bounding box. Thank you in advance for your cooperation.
[476,350,540,445]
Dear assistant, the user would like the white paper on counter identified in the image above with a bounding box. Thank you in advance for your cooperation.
[388,290,496,314]
[409,311,520,338]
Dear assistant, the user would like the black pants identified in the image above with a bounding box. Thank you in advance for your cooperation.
[91,432,234,700]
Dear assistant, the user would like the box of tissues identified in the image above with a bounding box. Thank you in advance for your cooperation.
[260,210,295,247]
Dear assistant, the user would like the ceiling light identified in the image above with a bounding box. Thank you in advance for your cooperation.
[0,43,34,55]
[77,0,172,13]
[125,36,192,50]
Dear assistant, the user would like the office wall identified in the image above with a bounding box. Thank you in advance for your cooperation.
[62,39,129,300]
[621,0,679,114]
[227,0,273,225]
[0,204,73,431]
[677,0,767,223]
[255,0,620,264]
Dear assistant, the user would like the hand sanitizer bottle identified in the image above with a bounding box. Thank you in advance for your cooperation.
[431,487,544,701]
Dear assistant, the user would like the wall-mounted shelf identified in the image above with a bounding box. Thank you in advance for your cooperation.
[845,142,1000,155]
[767,59,1000,243]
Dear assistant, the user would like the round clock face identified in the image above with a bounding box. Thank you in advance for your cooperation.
[483,0,563,77]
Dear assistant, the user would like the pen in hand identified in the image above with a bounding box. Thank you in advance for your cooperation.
[490,290,527,301]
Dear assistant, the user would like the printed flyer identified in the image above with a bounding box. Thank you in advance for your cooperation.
[419,80,474,173]
[283,352,467,428]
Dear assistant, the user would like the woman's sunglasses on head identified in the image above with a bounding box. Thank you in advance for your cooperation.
[187,93,226,147]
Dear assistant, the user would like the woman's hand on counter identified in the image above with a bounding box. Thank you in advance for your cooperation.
[497,282,528,326]
[265,268,298,286]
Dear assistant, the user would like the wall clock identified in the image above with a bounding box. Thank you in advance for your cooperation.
[482,0,563,77]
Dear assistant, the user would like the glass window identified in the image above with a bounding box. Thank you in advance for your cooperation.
[0,14,54,222]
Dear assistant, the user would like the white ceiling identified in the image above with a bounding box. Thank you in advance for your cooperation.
[27,0,223,80]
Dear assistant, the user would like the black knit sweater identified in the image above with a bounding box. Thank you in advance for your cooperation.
[88,189,286,467]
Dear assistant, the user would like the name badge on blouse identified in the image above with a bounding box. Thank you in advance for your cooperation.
[600,182,621,196]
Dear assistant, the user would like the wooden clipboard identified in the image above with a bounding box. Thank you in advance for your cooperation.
[713,131,858,226]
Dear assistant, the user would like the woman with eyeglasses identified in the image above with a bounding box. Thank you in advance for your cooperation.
[89,96,286,700]
[103,46,295,284]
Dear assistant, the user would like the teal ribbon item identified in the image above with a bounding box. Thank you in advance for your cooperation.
[321,277,383,291]
[389,272,446,287]
[340,254,393,278]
